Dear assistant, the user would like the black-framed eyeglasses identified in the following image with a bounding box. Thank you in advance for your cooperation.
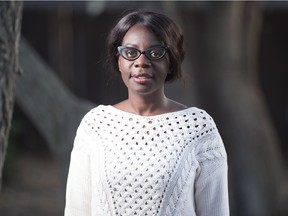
[117,45,168,61]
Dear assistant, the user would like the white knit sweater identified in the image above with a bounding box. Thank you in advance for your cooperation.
[65,105,229,216]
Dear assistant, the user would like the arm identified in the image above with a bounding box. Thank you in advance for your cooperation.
[195,157,229,216]
[194,129,229,216]
[65,121,92,216]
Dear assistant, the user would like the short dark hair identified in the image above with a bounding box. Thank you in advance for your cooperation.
[107,10,184,82]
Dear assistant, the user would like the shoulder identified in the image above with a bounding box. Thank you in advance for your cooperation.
[164,106,218,139]
[81,104,111,120]
[77,105,113,130]
[185,108,227,162]
[185,107,220,138]
[181,107,216,126]
[74,105,114,145]
[72,105,109,151]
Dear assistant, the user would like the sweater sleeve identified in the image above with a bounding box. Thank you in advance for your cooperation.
[194,129,230,216]
[64,119,93,216]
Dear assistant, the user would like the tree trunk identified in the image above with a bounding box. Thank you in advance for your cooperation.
[0,1,23,189]
[195,2,284,215]
[16,38,95,193]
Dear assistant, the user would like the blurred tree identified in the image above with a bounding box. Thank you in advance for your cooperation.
[194,1,285,215]
[16,38,94,191]
[0,1,22,189]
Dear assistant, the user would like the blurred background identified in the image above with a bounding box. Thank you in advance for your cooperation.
[0,1,287,216]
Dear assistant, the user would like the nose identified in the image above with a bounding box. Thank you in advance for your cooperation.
[134,53,151,68]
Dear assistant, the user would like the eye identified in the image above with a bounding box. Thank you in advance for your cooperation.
[148,47,166,59]
[124,48,139,59]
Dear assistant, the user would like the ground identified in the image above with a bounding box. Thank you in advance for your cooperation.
[0,149,64,216]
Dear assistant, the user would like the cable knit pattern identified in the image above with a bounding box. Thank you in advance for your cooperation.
[65,105,229,216]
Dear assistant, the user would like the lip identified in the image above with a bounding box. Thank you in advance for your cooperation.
[131,73,153,84]
[131,73,153,78]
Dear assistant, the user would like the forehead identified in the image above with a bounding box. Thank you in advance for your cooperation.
[121,24,161,46]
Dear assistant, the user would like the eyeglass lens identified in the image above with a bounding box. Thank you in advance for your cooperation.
[118,46,166,61]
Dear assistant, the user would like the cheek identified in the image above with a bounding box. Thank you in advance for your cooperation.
[118,58,130,73]
[159,57,170,75]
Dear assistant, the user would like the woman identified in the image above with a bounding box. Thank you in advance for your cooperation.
[65,10,229,216]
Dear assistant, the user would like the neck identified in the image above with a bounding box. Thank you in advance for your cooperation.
[126,90,168,116]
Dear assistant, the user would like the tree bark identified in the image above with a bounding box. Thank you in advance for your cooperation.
[16,38,95,192]
[195,2,284,215]
[0,1,23,189]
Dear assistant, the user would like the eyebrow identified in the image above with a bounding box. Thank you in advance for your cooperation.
[121,44,164,49]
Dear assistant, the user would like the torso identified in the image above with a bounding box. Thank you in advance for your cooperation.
[82,105,221,215]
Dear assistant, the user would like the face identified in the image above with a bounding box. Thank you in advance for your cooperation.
[118,24,170,96]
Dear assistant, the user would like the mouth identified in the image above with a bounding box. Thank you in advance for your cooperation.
[131,73,153,79]
[130,73,154,84]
